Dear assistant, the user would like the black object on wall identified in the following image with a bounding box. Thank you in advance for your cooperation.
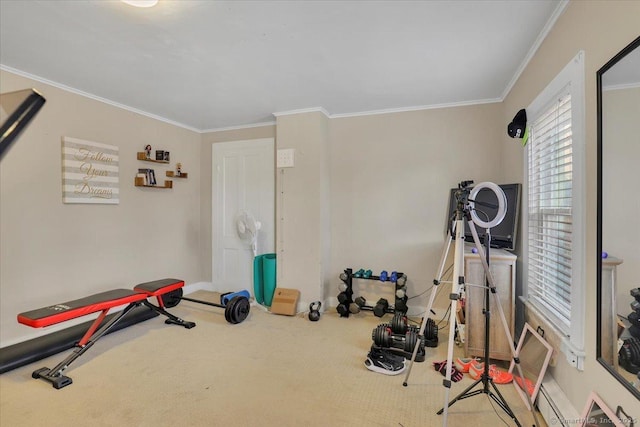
[507,108,527,139]
[0,88,46,160]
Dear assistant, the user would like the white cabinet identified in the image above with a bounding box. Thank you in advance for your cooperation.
[463,245,516,361]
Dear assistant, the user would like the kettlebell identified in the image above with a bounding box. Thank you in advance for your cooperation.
[309,301,322,321]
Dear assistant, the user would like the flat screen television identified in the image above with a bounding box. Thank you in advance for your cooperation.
[0,88,46,160]
[445,183,521,251]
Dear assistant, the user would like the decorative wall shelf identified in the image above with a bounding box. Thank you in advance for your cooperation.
[166,171,188,178]
[134,177,173,188]
[137,152,169,163]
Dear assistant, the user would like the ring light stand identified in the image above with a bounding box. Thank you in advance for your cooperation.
[402,181,540,427]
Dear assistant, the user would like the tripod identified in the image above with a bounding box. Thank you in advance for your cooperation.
[402,181,540,427]
[436,225,520,424]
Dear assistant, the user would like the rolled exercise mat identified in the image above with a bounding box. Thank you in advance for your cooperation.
[253,254,265,304]
[262,253,277,307]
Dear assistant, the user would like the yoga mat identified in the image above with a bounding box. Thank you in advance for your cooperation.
[253,255,265,304]
[262,254,277,307]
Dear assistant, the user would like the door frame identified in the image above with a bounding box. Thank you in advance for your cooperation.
[211,137,275,291]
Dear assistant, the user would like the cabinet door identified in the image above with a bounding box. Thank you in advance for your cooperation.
[464,258,515,361]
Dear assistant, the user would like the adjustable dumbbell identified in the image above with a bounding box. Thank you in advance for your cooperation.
[371,324,425,354]
[619,337,640,374]
[388,313,417,334]
[385,313,438,347]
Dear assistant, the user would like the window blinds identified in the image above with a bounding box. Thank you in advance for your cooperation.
[527,89,573,331]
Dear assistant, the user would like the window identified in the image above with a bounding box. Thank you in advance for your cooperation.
[524,52,585,369]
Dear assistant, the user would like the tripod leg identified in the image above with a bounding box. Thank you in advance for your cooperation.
[468,224,540,427]
[440,219,467,427]
[403,229,454,386]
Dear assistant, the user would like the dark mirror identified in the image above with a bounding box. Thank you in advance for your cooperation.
[596,35,640,399]
[0,88,46,160]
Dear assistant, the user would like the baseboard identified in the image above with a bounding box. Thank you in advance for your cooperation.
[537,372,579,427]
[184,281,214,294]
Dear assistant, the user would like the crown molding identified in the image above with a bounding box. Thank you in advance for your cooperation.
[500,0,570,101]
[201,121,276,133]
[0,64,201,133]
[329,98,501,119]
[272,107,330,118]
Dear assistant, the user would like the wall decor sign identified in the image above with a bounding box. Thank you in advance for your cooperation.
[62,137,119,204]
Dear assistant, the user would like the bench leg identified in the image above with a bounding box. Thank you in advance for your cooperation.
[32,302,141,389]
[142,300,196,329]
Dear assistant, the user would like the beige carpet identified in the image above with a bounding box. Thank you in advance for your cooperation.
[0,291,544,427]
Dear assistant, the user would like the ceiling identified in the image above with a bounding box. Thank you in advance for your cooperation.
[0,0,566,132]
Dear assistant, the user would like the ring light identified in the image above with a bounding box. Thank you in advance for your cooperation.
[469,182,507,229]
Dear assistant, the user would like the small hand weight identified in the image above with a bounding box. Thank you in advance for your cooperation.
[309,301,322,321]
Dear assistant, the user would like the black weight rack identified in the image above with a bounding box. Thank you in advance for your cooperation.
[336,267,409,318]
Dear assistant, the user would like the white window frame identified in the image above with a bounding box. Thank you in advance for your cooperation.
[523,51,586,369]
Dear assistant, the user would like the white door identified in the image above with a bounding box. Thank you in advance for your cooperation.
[212,138,275,293]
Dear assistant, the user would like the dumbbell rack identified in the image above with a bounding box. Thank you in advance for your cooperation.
[336,267,408,318]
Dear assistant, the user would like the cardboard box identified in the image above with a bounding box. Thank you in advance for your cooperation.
[270,288,300,316]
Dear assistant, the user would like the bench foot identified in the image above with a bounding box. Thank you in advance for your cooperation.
[32,367,73,389]
[165,318,196,329]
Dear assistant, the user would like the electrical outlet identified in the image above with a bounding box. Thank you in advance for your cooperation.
[277,148,295,168]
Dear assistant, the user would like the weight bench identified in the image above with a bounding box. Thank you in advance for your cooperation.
[17,278,195,389]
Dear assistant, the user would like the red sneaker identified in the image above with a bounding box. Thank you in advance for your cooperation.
[468,362,485,380]
[488,365,513,384]
[468,363,513,384]
[455,357,479,373]
[514,375,535,395]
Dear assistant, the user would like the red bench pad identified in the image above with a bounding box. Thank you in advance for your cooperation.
[17,289,147,328]
[133,278,184,296]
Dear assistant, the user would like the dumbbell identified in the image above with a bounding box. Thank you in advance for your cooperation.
[337,292,350,305]
[394,298,408,314]
[386,313,438,345]
[354,296,400,317]
[619,337,640,374]
[629,311,640,327]
[396,274,407,286]
[371,325,424,354]
[373,298,390,317]
[631,288,640,303]
[349,296,369,314]
[395,285,407,299]
[388,313,417,334]
[380,270,388,282]
[220,290,251,306]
